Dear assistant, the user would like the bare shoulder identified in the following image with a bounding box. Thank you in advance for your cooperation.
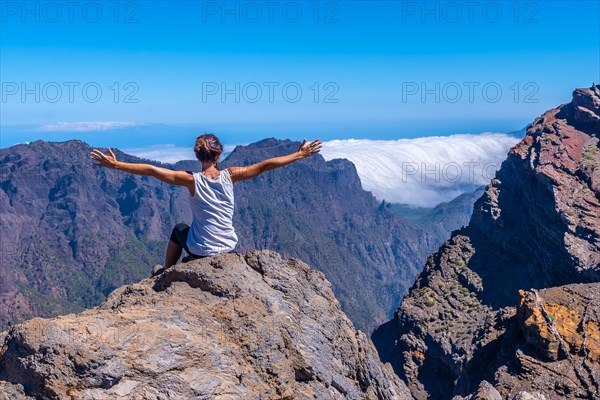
[183,170,195,196]
[224,166,242,182]
[174,169,195,190]
[225,164,262,184]
[180,170,195,181]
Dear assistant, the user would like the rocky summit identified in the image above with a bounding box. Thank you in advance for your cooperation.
[373,85,600,399]
[0,250,410,400]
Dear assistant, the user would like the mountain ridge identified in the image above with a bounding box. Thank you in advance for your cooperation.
[373,84,600,399]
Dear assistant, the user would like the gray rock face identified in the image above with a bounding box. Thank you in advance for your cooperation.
[0,250,410,399]
[0,382,33,400]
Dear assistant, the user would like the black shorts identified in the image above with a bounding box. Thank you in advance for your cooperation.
[169,223,236,259]
[170,223,204,259]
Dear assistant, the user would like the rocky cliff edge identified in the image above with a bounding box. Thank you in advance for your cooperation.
[0,251,410,400]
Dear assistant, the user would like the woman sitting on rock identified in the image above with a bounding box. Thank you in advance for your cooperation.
[91,134,322,275]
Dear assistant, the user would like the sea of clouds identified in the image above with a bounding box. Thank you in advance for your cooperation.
[126,133,521,208]
[318,133,521,207]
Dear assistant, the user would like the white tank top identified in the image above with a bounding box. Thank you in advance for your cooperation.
[186,169,238,256]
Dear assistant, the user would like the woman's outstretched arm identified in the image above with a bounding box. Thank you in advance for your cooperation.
[227,138,322,184]
[90,148,194,193]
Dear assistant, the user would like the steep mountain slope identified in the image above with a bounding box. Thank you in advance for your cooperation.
[390,188,485,245]
[0,137,441,333]
[0,250,411,399]
[0,142,192,329]
[373,85,600,399]
[418,189,484,234]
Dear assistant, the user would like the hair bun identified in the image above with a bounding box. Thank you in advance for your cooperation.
[194,134,223,163]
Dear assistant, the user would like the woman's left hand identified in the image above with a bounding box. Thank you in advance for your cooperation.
[297,138,323,159]
[91,148,118,169]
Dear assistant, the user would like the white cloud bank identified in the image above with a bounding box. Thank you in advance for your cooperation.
[40,121,147,132]
[319,133,521,208]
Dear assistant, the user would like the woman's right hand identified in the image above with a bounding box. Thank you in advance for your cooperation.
[297,138,323,159]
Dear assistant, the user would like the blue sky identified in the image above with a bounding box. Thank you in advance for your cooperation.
[1,1,598,148]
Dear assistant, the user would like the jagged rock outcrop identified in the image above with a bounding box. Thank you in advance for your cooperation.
[450,283,599,400]
[0,250,411,399]
[517,284,599,363]
[373,85,600,399]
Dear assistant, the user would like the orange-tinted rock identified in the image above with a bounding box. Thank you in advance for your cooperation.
[518,284,600,363]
